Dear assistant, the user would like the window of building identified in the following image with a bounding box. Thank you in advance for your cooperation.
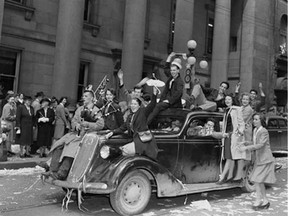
[84,0,91,22]
[6,0,24,4]
[280,15,287,55]
[0,47,21,96]
[77,62,89,101]
[206,17,214,54]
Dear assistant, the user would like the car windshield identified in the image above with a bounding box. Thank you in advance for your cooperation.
[150,115,185,134]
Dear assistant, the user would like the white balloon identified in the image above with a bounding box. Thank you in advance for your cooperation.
[199,60,208,69]
[187,56,196,65]
[187,40,197,49]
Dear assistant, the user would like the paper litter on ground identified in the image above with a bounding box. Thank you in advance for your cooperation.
[190,199,212,211]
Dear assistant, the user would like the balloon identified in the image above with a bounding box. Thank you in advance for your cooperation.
[187,56,196,65]
[187,40,197,49]
[199,60,208,69]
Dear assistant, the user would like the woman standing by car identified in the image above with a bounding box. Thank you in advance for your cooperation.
[1,95,16,156]
[16,96,35,157]
[106,87,158,159]
[216,94,245,184]
[36,98,55,157]
[239,113,276,210]
[96,88,124,130]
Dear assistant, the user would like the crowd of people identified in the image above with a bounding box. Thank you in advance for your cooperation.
[0,52,279,210]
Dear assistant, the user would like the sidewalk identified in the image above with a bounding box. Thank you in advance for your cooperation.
[0,155,48,170]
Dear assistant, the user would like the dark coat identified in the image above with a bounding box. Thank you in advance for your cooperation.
[202,86,226,108]
[113,94,158,159]
[16,104,35,146]
[160,75,184,108]
[96,100,124,130]
[36,108,55,147]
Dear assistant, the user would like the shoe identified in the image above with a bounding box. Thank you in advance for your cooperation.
[258,202,270,210]
[8,151,16,156]
[252,201,264,210]
[25,154,32,158]
[19,154,25,158]
[216,178,226,185]
[49,171,67,181]
[37,161,50,172]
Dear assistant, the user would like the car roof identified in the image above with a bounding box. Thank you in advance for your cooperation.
[266,116,287,121]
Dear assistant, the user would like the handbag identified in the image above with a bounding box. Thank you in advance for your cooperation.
[138,130,153,143]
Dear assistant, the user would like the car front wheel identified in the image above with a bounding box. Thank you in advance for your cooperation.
[110,170,151,216]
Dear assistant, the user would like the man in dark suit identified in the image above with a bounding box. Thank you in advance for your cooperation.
[147,62,184,125]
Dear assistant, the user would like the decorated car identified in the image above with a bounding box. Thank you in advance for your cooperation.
[44,109,254,216]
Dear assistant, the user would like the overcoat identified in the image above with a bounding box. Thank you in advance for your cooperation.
[54,104,69,139]
[1,103,16,143]
[36,107,55,147]
[114,94,158,159]
[16,104,35,146]
[222,106,250,160]
[241,105,253,143]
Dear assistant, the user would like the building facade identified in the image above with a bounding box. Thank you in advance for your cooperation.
[0,0,287,109]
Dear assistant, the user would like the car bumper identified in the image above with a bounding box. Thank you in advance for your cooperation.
[44,178,115,194]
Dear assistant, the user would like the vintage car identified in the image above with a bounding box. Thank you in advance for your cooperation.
[266,116,287,154]
[45,109,254,216]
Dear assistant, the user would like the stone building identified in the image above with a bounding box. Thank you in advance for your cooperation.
[0,0,287,109]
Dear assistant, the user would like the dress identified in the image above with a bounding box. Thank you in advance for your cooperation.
[54,104,69,139]
[249,127,276,184]
[224,109,233,159]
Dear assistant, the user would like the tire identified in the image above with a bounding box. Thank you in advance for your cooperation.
[242,161,255,192]
[110,170,151,216]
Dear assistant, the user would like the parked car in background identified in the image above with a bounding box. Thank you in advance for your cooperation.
[266,116,287,154]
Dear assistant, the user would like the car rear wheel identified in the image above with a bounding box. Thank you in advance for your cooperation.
[242,161,255,192]
[110,170,151,216]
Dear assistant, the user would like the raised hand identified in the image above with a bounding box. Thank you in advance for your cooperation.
[117,69,124,80]
[259,82,263,89]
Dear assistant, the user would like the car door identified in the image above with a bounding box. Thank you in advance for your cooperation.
[180,115,222,184]
[277,118,288,151]
[267,118,281,152]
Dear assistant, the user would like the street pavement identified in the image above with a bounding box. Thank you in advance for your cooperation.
[0,157,287,216]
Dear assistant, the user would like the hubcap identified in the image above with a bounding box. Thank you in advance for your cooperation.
[123,181,142,205]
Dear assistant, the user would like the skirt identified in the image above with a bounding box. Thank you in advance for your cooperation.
[224,136,232,160]
[250,161,277,184]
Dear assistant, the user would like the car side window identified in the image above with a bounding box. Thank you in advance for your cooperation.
[186,116,220,138]
[268,119,278,128]
[278,119,287,128]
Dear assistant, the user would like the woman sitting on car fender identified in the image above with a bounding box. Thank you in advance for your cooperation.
[106,87,158,159]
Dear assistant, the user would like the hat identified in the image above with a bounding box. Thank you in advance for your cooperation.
[24,96,33,101]
[35,91,44,98]
[40,97,51,104]
[171,61,182,70]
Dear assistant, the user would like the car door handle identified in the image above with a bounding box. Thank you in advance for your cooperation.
[277,131,283,133]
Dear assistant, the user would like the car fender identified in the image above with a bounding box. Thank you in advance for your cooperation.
[107,156,184,197]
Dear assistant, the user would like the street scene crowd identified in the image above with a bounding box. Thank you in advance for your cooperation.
[0,51,286,212]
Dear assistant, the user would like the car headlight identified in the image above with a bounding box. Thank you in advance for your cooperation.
[100,145,110,159]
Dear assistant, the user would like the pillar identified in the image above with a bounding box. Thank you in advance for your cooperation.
[210,0,231,88]
[51,0,84,102]
[121,0,147,90]
[173,0,195,52]
[0,0,4,42]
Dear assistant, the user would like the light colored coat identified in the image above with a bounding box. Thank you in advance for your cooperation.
[54,103,69,139]
[241,105,253,142]
[223,106,250,160]
[246,126,275,165]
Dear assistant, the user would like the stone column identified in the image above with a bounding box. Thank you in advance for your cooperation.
[121,0,147,90]
[0,0,4,42]
[210,0,231,88]
[51,0,84,102]
[173,0,195,52]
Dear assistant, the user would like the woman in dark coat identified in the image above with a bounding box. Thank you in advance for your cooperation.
[106,87,158,159]
[96,88,124,130]
[36,98,55,157]
[16,96,35,157]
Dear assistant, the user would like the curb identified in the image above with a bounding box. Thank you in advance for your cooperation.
[0,158,48,170]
